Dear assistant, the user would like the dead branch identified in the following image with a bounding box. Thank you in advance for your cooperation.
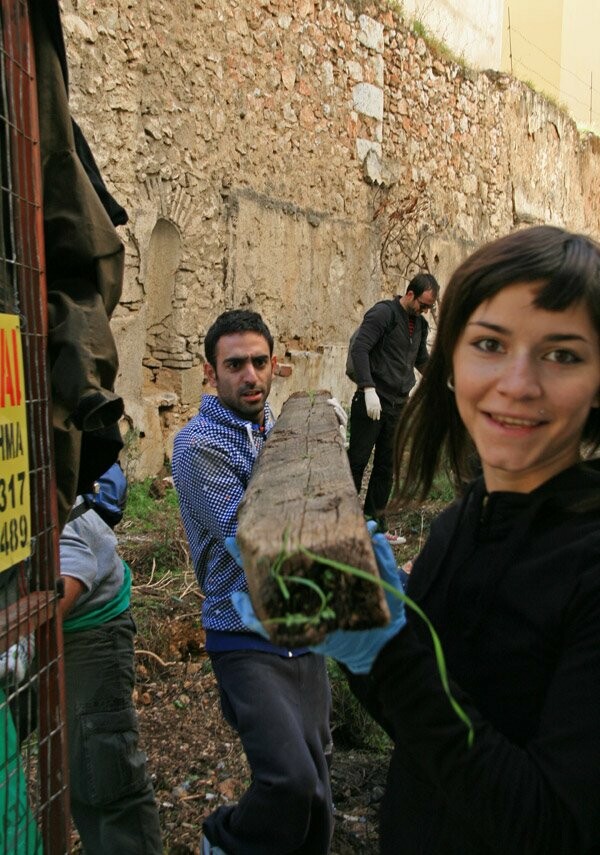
[135,649,177,668]
[376,180,438,281]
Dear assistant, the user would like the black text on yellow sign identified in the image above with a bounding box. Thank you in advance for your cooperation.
[0,314,31,572]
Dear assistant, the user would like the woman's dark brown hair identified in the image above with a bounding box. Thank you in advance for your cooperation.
[390,225,600,506]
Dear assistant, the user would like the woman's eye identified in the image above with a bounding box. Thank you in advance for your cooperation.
[545,349,582,365]
[473,337,503,354]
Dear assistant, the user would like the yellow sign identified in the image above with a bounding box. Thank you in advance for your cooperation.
[0,314,30,572]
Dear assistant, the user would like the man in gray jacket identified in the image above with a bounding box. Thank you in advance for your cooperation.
[60,466,162,855]
[347,273,439,540]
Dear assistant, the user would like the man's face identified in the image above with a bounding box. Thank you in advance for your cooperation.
[406,288,436,317]
[204,332,276,425]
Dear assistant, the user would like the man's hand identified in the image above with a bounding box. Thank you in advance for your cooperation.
[364,387,381,420]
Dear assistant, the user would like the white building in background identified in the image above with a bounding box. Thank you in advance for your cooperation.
[501,0,600,133]
[400,0,504,69]
[400,0,600,133]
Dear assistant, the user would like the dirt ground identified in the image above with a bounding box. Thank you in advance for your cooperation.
[127,575,391,854]
[134,655,388,855]
[95,482,443,855]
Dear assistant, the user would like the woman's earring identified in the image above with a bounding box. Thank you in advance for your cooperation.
[446,376,455,392]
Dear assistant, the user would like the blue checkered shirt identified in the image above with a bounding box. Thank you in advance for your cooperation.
[172,394,276,634]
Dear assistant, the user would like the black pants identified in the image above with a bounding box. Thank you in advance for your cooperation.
[206,650,333,855]
[63,611,162,855]
[347,390,405,529]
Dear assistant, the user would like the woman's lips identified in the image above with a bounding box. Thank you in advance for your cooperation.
[485,412,547,429]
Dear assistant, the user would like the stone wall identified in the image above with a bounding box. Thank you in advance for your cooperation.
[62,0,600,477]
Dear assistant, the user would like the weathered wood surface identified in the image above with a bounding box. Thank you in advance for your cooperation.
[236,391,390,645]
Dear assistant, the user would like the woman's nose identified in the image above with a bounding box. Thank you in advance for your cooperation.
[495,355,542,399]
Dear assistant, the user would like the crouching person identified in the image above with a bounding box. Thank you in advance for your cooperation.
[60,464,162,855]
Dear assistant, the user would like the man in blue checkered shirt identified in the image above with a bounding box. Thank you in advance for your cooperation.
[172,310,333,855]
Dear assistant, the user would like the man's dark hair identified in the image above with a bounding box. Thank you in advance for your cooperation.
[406,272,440,299]
[204,309,274,367]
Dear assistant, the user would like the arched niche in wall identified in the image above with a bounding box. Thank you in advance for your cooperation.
[145,216,182,343]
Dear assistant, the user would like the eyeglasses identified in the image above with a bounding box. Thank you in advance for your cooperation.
[416,299,435,312]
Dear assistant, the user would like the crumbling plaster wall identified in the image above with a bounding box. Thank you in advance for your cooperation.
[61,0,600,478]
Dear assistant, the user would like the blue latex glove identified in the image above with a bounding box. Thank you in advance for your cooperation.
[225,536,271,639]
[311,520,407,673]
[231,590,270,639]
[225,535,243,568]
[226,526,407,665]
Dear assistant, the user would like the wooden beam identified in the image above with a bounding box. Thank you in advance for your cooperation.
[237,391,390,646]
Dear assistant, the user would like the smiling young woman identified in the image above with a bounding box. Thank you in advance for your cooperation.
[452,280,600,493]
[319,225,600,854]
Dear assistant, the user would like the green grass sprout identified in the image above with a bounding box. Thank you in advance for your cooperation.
[267,544,474,748]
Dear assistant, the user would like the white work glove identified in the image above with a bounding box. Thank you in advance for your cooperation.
[327,397,348,446]
[364,387,381,420]
[0,633,35,683]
